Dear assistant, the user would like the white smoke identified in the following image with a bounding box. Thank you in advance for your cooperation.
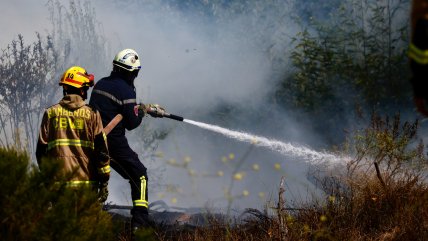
[93,0,279,113]
[1,0,340,211]
[0,1,49,47]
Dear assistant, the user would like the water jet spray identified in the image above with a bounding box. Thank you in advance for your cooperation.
[105,111,347,166]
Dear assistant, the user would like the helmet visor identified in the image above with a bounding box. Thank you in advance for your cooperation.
[76,72,95,87]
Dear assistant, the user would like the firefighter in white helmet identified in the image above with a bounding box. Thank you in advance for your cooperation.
[36,66,111,202]
[89,49,165,229]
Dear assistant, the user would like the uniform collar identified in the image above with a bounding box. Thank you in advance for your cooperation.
[59,94,86,110]
[110,71,135,88]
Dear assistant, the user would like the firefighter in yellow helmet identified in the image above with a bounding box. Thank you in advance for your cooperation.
[409,0,428,116]
[36,66,111,202]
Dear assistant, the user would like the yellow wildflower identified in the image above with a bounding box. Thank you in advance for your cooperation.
[184,156,191,163]
[252,163,260,171]
[168,159,176,165]
[233,172,245,180]
[221,156,228,163]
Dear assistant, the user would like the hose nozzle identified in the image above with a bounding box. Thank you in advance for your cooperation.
[146,105,183,121]
[163,113,184,121]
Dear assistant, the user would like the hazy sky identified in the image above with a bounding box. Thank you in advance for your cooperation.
[0,1,49,46]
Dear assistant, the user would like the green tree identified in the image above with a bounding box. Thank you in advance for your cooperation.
[0,147,115,241]
[275,0,411,111]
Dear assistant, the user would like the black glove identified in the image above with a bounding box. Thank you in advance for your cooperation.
[98,182,109,203]
[145,104,166,118]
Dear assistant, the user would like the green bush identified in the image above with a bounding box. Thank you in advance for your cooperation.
[0,147,114,241]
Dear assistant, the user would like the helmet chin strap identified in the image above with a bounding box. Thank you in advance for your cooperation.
[81,88,88,100]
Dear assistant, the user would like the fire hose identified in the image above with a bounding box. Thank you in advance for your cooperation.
[103,109,183,135]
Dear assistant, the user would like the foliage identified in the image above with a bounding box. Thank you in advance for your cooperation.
[0,147,115,241]
[350,113,423,173]
[302,113,428,240]
[0,0,110,154]
[46,0,110,75]
[275,0,411,111]
[0,34,57,151]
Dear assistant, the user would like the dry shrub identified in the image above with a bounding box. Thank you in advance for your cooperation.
[143,113,427,241]
[299,113,428,241]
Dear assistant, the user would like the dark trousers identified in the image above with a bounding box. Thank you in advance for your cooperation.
[108,139,149,226]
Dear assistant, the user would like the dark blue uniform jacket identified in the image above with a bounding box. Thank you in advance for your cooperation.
[89,72,143,149]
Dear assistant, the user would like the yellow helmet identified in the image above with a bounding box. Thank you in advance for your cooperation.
[59,66,94,88]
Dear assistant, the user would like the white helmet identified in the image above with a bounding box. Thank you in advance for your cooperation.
[112,48,141,72]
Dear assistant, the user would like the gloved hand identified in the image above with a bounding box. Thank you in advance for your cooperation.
[134,104,146,117]
[98,182,109,203]
[145,104,166,118]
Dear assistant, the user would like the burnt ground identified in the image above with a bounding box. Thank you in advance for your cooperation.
[104,200,226,229]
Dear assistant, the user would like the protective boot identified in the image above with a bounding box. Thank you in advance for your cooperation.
[131,206,156,230]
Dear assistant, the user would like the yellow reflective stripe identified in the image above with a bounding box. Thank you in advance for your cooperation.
[133,200,148,208]
[98,165,111,174]
[141,176,146,203]
[133,176,148,208]
[409,43,428,64]
[55,181,97,188]
[102,132,107,141]
[47,139,95,150]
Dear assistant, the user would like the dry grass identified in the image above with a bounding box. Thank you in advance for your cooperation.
[124,114,428,241]
[121,165,427,240]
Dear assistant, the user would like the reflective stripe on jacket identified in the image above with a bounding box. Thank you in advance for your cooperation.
[89,72,143,144]
[36,94,110,183]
